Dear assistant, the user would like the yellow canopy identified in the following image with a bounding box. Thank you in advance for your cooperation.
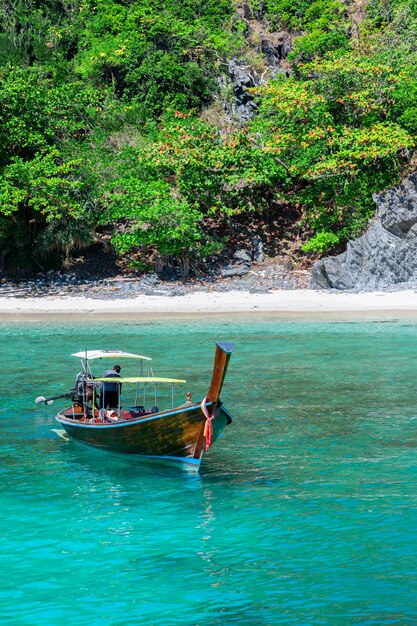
[88,377,186,384]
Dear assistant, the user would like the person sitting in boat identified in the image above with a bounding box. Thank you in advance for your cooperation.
[101,364,122,409]
[74,371,100,410]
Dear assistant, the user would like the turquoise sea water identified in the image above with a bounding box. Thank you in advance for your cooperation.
[2,317,417,625]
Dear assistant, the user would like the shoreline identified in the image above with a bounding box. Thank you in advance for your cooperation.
[1,289,417,321]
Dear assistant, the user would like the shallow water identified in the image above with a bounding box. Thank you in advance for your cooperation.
[2,318,417,625]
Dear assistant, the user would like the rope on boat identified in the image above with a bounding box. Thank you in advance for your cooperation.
[201,397,221,452]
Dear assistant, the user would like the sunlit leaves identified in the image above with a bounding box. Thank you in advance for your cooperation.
[0,149,82,219]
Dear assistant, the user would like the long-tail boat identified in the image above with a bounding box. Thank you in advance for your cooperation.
[35,343,234,470]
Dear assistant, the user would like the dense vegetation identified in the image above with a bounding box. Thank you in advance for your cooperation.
[1,0,417,274]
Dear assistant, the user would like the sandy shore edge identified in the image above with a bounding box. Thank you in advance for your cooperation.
[0,289,417,321]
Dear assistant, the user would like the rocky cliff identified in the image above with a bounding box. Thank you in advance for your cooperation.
[223,4,292,123]
[311,174,417,290]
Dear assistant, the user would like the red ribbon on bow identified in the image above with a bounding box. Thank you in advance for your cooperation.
[201,397,221,452]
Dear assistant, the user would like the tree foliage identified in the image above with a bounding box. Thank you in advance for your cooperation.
[1,0,417,271]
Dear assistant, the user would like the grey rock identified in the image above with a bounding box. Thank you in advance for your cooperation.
[311,173,417,290]
[227,59,254,90]
[261,38,279,63]
[243,3,252,19]
[233,249,252,265]
[227,58,257,122]
[249,287,271,294]
[376,175,417,236]
[260,32,291,66]
[252,237,265,263]
[221,266,250,278]
[141,273,160,286]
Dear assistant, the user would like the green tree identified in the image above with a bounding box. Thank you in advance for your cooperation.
[250,66,414,251]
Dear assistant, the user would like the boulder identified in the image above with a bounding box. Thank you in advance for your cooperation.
[252,237,265,263]
[233,249,252,265]
[242,3,252,19]
[311,174,417,290]
[221,266,250,278]
[260,32,291,65]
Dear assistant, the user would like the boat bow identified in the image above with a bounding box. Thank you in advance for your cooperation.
[194,342,234,458]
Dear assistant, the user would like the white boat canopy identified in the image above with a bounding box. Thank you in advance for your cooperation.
[89,377,186,384]
[71,350,152,361]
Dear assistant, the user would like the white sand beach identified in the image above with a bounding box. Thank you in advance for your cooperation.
[1,289,417,320]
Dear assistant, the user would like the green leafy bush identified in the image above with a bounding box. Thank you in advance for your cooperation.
[302,231,340,253]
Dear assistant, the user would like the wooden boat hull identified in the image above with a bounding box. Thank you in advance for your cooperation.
[55,403,232,468]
